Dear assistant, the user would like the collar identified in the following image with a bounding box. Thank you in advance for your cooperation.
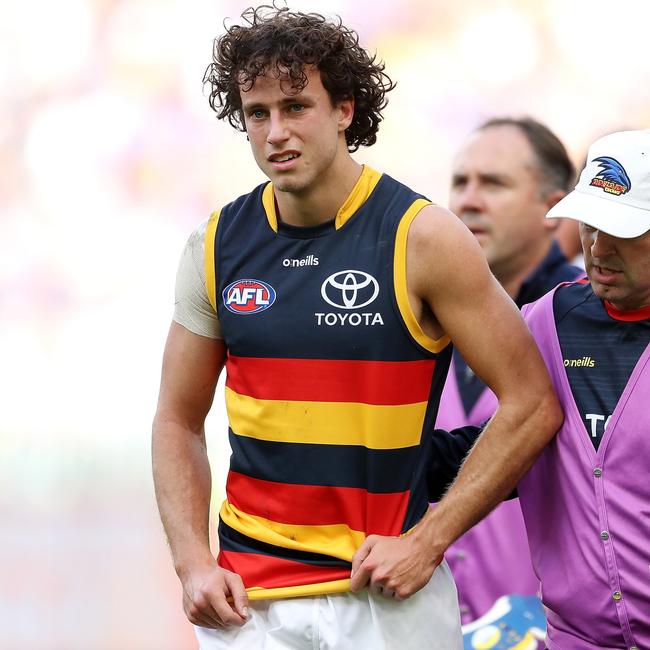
[604,300,650,322]
[261,165,382,233]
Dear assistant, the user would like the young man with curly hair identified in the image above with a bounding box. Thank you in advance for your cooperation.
[152,6,561,649]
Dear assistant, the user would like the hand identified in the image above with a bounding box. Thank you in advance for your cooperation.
[349,533,443,600]
[179,562,249,628]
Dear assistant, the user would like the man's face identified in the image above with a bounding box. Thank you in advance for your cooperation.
[581,223,650,310]
[449,126,557,278]
[240,65,353,194]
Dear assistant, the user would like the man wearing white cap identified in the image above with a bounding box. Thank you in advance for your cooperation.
[516,129,650,649]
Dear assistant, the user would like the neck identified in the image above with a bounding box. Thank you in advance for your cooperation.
[274,155,362,227]
[495,240,553,299]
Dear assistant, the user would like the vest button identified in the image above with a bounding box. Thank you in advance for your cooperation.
[612,591,622,601]
[593,467,603,477]
[600,531,610,540]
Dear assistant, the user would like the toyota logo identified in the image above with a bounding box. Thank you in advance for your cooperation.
[321,270,379,309]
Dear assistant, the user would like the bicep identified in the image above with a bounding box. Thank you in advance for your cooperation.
[438,276,533,399]
[409,208,548,400]
[155,321,227,432]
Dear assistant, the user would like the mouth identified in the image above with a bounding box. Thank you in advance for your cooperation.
[467,225,490,241]
[268,151,301,167]
[591,263,622,284]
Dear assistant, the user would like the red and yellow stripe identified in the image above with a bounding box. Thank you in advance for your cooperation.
[226,471,409,536]
[219,550,351,599]
[225,356,436,450]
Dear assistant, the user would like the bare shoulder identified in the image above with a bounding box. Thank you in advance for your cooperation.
[408,204,476,247]
[407,204,492,299]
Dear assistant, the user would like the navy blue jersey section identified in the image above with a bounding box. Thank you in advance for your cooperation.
[228,428,425,493]
[214,174,434,361]
[554,282,650,448]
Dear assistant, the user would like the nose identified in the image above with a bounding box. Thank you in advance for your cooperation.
[589,228,616,258]
[267,112,290,145]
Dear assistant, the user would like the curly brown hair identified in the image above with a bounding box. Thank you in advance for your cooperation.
[203,4,395,152]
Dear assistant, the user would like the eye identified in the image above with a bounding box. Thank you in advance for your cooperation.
[288,103,304,113]
[482,176,506,187]
[451,176,467,189]
[248,108,267,120]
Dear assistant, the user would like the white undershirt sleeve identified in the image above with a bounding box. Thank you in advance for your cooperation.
[172,220,223,339]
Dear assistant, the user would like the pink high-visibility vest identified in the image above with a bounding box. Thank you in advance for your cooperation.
[520,287,650,650]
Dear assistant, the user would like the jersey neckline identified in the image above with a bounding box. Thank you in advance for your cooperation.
[261,165,382,234]
[604,300,650,322]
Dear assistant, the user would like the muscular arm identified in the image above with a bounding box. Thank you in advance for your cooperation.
[351,206,562,598]
[152,322,248,627]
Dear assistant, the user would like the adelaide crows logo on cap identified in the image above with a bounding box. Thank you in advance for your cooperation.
[589,156,631,196]
[223,279,276,314]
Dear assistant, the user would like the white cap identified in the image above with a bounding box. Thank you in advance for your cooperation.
[546,129,650,238]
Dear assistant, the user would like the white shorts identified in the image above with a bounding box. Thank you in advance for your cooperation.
[195,560,462,650]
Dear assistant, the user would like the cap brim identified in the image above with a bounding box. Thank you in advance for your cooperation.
[546,189,650,238]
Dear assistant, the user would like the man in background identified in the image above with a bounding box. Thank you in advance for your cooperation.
[436,117,583,625]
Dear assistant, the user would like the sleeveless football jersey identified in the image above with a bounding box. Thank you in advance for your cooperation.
[205,166,452,600]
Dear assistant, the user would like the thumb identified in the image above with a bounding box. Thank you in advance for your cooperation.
[349,535,377,592]
[351,535,376,577]
[225,571,250,620]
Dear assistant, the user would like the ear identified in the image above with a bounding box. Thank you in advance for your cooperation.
[543,189,566,232]
[336,96,355,132]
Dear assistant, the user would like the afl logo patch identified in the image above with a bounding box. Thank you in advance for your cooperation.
[321,270,379,309]
[223,279,276,314]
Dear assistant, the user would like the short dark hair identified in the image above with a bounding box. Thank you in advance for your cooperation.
[478,117,576,195]
[203,5,395,152]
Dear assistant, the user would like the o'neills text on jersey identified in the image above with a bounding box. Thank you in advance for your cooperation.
[283,255,319,267]
[564,356,595,367]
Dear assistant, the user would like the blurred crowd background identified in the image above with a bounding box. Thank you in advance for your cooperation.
[1,0,649,648]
